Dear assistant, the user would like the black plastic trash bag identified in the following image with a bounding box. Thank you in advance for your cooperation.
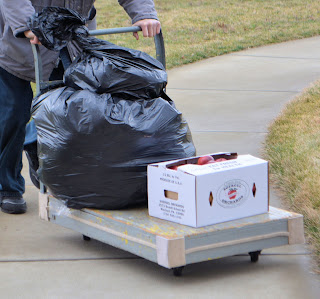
[28,7,167,99]
[64,40,167,99]
[64,25,167,99]
[27,7,87,51]
[32,87,196,210]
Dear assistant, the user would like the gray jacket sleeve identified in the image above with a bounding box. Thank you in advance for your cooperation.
[118,0,158,24]
[0,0,35,37]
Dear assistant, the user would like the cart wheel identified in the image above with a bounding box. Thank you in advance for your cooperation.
[173,266,184,277]
[249,250,261,263]
[83,235,91,241]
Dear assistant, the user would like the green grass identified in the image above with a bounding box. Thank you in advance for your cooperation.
[263,81,320,271]
[95,0,320,69]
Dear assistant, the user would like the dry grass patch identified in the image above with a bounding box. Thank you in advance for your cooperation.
[95,0,320,69]
[263,81,320,270]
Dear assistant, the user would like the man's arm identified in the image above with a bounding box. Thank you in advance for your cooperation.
[0,0,39,43]
[118,0,161,39]
[0,0,34,37]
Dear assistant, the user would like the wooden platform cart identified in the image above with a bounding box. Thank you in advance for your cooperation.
[33,27,305,276]
[39,193,305,276]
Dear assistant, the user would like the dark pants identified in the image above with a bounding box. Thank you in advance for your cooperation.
[0,67,34,198]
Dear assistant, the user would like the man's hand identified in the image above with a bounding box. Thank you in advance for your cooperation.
[24,30,41,45]
[132,19,161,40]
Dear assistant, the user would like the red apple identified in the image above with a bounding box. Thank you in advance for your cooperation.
[168,165,178,170]
[197,155,214,165]
[215,158,227,162]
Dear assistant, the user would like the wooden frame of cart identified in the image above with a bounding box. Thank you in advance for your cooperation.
[39,193,305,276]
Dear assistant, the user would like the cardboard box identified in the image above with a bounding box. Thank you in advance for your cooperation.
[148,153,269,227]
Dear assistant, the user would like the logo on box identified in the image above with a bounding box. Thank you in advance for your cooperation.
[217,179,249,208]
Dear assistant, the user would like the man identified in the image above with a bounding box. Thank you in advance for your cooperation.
[0,0,161,214]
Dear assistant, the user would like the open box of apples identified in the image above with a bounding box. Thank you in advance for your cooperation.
[167,152,238,170]
[148,152,269,227]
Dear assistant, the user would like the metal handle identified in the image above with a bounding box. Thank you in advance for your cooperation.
[31,44,42,96]
[89,27,166,69]
[32,26,166,94]
[89,26,142,35]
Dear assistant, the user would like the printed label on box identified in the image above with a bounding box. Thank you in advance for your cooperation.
[216,179,249,208]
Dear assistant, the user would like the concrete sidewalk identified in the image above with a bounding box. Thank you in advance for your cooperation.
[1,37,320,298]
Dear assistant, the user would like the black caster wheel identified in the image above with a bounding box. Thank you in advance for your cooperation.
[173,266,184,277]
[249,250,261,263]
[83,235,91,241]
